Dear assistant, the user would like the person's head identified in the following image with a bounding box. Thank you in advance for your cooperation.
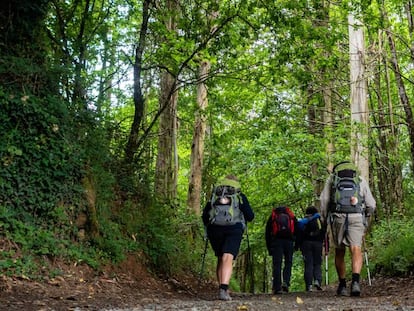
[274,206,287,213]
[333,161,358,178]
[225,174,239,182]
[218,174,241,190]
[305,206,318,216]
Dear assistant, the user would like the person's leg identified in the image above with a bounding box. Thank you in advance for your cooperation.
[335,247,347,295]
[272,241,283,293]
[218,253,234,285]
[346,215,365,296]
[313,241,323,290]
[216,256,221,285]
[350,245,363,274]
[217,227,243,300]
[282,239,294,292]
[349,245,363,296]
[302,241,313,291]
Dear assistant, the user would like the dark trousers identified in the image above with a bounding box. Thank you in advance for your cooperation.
[271,238,294,291]
[301,240,323,287]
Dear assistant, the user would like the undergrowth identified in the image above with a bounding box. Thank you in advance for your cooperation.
[370,216,414,276]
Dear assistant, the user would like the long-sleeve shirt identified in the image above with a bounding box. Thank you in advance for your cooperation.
[202,192,254,229]
[319,175,376,223]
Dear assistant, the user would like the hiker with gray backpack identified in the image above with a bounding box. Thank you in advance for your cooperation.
[202,175,254,301]
[319,161,376,297]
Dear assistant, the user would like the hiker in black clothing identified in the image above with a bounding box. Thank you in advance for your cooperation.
[296,206,326,292]
[265,206,297,294]
[202,175,254,301]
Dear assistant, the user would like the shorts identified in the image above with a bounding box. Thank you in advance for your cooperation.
[330,213,365,249]
[207,225,244,258]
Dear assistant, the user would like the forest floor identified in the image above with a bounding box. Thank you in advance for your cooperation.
[0,254,413,311]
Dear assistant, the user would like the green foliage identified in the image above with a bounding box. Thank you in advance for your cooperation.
[0,89,84,217]
[370,217,414,276]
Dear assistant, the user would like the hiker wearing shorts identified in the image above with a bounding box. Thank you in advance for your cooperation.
[202,175,254,301]
[319,162,376,297]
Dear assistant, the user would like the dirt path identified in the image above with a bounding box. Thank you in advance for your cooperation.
[0,256,413,311]
[1,275,413,311]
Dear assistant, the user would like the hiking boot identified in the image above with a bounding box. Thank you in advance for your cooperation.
[282,283,289,293]
[314,280,323,291]
[219,288,232,301]
[336,284,347,296]
[306,285,313,292]
[273,289,283,295]
[350,281,361,297]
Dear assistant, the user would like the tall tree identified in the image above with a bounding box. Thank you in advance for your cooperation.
[125,0,151,163]
[348,13,370,180]
[187,61,210,215]
[187,4,219,215]
[154,0,180,203]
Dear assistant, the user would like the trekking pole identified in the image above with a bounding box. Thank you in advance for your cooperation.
[199,229,209,282]
[363,236,372,286]
[245,224,255,293]
[324,235,329,286]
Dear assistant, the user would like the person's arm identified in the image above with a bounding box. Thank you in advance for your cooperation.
[239,193,254,222]
[361,179,376,215]
[265,216,272,254]
[319,176,332,223]
[201,201,212,227]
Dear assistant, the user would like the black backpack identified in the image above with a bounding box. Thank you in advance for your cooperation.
[304,216,322,238]
[330,162,363,213]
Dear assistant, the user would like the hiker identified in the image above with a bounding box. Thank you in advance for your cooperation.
[320,161,376,297]
[202,174,254,301]
[296,206,326,292]
[265,205,297,294]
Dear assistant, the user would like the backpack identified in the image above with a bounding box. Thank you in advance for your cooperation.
[329,162,363,213]
[271,206,295,238]
[209,180,244,226]
[303,216,322,238]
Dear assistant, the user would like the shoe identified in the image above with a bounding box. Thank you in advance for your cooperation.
[314,280,323,291]
[306,285,313,292]
[336,284,347,296]
[282,283,289,293]
[350,281,361,297]
[273,289,283,295]
[219,288,232,301]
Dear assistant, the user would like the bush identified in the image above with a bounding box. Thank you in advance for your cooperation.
[370,217,414,276]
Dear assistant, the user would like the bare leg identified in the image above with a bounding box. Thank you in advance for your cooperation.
[218,253,234,285]
[335,248,346,279]
[349,245,363,274]
[216,257,222,285]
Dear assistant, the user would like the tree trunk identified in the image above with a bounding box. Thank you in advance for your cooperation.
[370,27,403,218]
[187,61,210,215]
[386,29,414,171]
[348,14,370,181]
[125,0,151,163]
[154,0,179,204]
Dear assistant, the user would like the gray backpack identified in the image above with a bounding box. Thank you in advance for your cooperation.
[209,185,244,226]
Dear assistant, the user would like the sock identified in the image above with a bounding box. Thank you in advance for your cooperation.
[219,284,229,291]
[352,273,360,283]
[339,278,346,287]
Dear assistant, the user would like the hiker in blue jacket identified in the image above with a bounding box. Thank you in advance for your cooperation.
[202,175,254,301]
[296,206,326,292]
